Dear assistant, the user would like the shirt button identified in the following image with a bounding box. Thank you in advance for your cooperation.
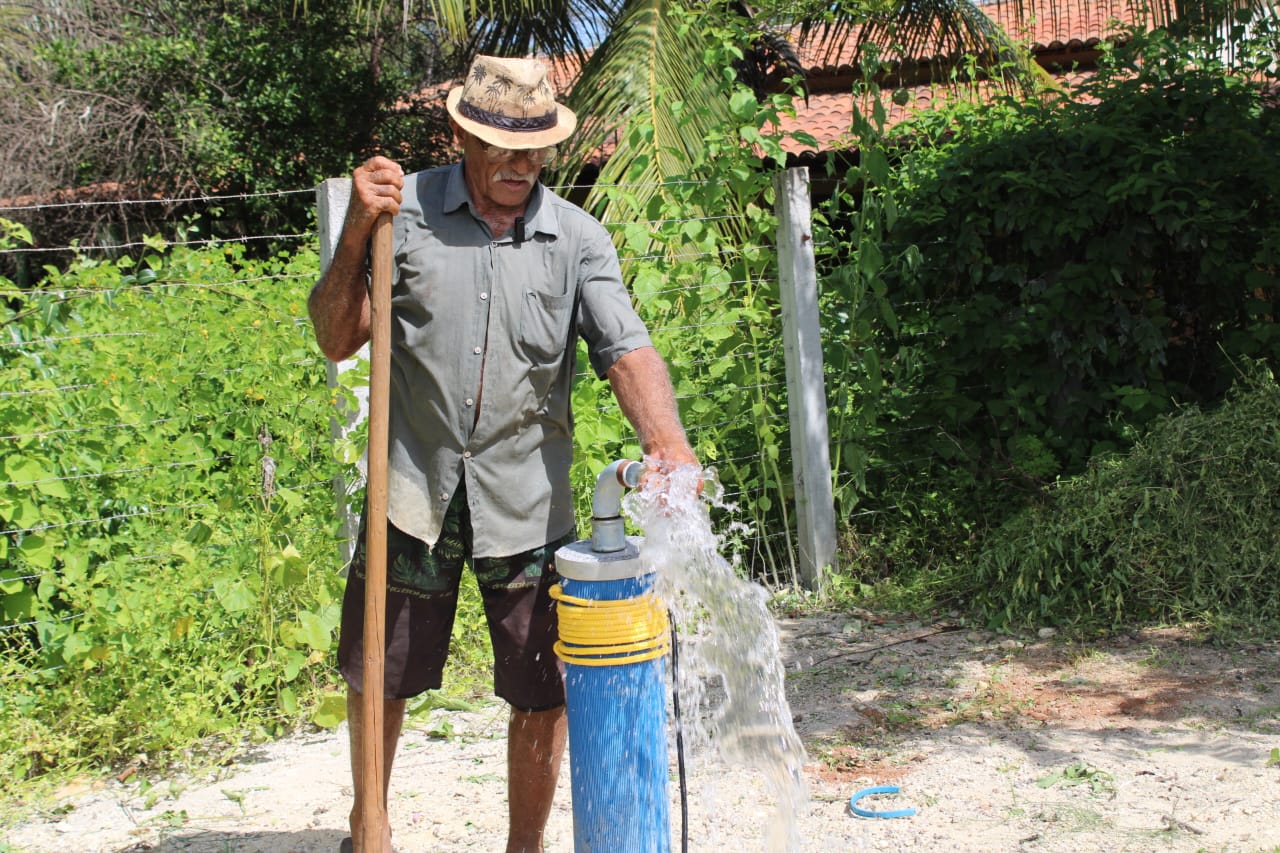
[479,292,488,300]
[439,492,448,502]
[465,398,474,407]
[472,346,482,355]
[463,451,472,459]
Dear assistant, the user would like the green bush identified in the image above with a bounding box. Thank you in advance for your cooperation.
[0,233,534,794]
[821,23,1280,587]
[886,34,1280,471]
[968,364,1280,635]
[0,236,347,791]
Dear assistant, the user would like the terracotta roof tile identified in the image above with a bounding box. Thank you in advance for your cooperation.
[773,88,972,154]
[773,70,1098,154]
[792,0,1148,72]
[981,0,1147,49]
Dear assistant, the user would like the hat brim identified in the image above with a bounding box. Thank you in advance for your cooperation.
[446,87,577,149]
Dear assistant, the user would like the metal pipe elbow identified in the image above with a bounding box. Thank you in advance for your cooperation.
[590,459,644,552]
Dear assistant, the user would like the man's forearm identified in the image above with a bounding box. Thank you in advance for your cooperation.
[607,346,696,465]
[309,157,403,363]
[308,230,372,363]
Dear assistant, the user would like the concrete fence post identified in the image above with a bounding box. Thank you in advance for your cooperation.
[773,167,837,589]
[315,178,368,564]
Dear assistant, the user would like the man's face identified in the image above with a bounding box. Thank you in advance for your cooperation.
[455,124,554,210]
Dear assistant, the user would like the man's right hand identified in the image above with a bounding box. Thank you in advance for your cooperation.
[345,156,405,238]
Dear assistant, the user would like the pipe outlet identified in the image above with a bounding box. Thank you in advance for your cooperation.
[591,459,644,553]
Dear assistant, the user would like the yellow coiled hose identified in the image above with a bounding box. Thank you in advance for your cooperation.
[550,584,670,666]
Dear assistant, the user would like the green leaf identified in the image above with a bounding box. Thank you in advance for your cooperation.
[4,455,46,484]
[2,588,37,622]
[170,540,199,564]
[19,534,54,570]
[292,610,333,652]
[279,648,306,680]
[10,499,41,530]
[1036,771,1062,789]
[269,544,307,588]
[62,630,92,664]
[863,148,890,186]
[213,576,256,612]
[1,570,26,595]
[169,616,193,641]
[728,88,756,121]
[36,478,70,499]
[622,223,652,256]
[311,693,348,729]
[185,521,214,546]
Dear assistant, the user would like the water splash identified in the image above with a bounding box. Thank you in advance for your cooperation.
[623,462,808,852]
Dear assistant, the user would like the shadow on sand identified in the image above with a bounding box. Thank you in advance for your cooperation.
[117,827,348,852]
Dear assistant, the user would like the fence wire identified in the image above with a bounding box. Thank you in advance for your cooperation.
[1,181,801,657]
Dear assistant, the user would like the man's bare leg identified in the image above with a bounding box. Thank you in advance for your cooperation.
[347,689,406,851]
[506,705,568,853]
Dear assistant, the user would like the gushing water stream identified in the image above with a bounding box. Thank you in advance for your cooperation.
[623,463,808,851]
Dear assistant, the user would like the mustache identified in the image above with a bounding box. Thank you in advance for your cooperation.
[495,169,535,183]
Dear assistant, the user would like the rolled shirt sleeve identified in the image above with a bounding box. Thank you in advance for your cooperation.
[573,213,652,378]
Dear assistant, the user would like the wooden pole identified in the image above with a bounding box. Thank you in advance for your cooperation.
[359,212,393,853]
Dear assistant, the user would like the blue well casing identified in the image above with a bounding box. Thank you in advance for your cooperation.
[556,539,670,853]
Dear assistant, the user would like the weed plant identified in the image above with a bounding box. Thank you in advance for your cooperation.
[968,365,1280,636]
[0,227,501,800]
[0,231,346,795]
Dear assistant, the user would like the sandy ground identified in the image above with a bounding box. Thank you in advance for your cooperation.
[6,613,1280,853]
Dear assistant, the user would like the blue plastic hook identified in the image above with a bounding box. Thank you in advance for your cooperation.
[849,785,917,819]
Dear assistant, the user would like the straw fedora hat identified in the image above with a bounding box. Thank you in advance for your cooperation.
[446,55,578,149]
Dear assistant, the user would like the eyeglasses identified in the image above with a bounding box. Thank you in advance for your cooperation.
[476,139,557,165]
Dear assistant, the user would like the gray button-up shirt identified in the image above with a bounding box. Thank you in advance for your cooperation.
[385,161,651,557]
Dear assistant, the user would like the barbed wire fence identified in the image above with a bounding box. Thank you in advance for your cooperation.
[0,172,835,682]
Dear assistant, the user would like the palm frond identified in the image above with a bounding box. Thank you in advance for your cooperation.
[411,0,620,60]
[797,0,1044,92]
[552,0,734,220]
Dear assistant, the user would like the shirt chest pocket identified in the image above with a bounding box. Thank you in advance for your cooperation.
[518,289,574,365]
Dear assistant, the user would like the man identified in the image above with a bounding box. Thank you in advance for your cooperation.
[308,54,698,853]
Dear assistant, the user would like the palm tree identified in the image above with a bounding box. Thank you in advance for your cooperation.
[406,0,1030,212]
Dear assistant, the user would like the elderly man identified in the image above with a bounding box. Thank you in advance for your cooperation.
[308,54,698,853]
